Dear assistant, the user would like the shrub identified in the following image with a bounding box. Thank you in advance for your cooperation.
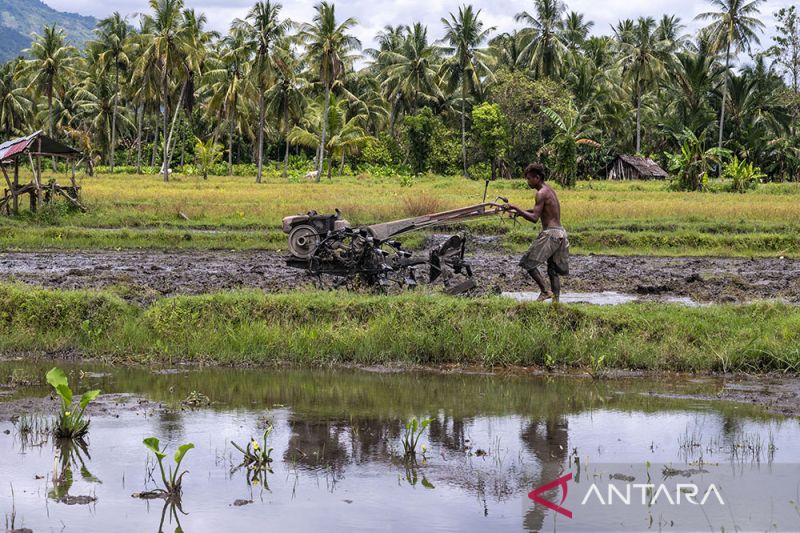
[402,194,443,217]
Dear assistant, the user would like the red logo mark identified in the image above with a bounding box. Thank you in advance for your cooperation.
[528,472,573,519]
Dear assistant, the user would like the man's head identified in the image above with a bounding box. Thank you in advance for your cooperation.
[524,163,546,189]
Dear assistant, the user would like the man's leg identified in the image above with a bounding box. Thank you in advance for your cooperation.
[548,270,561,302]
[526,267,553,301]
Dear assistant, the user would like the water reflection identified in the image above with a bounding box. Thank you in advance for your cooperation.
[0,362,796,532]
[49,438,101,505]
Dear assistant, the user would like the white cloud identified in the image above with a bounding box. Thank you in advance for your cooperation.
[44,0,784,53]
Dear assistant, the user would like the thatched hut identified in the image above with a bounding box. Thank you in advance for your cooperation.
[606,155,668,180]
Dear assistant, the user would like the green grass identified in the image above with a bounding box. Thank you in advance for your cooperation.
[1,283,798,373]
[1,171,799,256]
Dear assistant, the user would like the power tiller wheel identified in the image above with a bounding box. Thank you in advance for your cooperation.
[287,224,321,259]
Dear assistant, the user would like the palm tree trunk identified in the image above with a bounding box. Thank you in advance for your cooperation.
[317,84,331,183]
[718,43,731,151]
[136,103,143,174]
[110,66,119,172]
[162,73,169,182]
[283,98,290,178]
[635,88,641,154]
[256,90,265,183]
[461,82,467,177]
[151,116,158,168]
[228,104,234,177]
[47,86,53,138]
[164,86,185,178]
[339,151,345,176]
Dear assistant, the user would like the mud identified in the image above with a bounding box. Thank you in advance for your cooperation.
[1,248,799,304]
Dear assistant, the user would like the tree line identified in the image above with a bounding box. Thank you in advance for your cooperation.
[0,0,798,188]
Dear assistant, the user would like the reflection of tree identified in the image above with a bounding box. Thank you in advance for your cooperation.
[349,417,402,463]
[155,409,185,442]
[283,417,352,475]
[521,416,569,532]
[48,438,101,503]
[427,415,470,453]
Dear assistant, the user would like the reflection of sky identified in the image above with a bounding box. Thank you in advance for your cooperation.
[45,0,784,64]
[1,405,798,532]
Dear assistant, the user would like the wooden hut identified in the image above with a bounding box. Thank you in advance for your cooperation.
[606,155,668,180]
[0,131,85,215]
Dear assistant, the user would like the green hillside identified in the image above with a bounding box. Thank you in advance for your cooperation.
[0,0,95,61]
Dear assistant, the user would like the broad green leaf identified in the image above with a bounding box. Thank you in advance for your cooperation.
[420,418,433,430]
[143,437,166,460]
[421,477,435,489]
[56,384,73,406]
[79,390,101,410]
[46,367,68,390]
[174,443,194,464]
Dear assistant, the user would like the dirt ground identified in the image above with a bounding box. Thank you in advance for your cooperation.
[1,246,799,304]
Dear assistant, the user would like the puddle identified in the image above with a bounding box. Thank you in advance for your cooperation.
[0,363,797,532]
[502,290,640,305]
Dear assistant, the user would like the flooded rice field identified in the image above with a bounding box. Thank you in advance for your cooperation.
[1,362,798,532]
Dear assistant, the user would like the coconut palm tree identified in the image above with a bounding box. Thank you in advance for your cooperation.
[488,31,528,73]
[297,1,361,181]
[16,25,79,139]
[264,40,306,177]
[440,5,495,177]
[514,0,567,77]
[288,94,371,179]
[235,1,291,183]
[561,11,593,52]
[380,23,442,127]
[93,13,131,170]
[138,0,190,182]
[0,61,33,135]
[696,0,766,150]
[616,17,671,153]
[206,27,253,176]
[655,15,689,52]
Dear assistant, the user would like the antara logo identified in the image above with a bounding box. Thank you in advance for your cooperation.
[528,473,573,518]
[528,472,725,519]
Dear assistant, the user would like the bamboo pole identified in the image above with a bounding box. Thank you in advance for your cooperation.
[13,159,18,214]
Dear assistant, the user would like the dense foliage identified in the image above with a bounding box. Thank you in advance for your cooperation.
[1,0,799,187]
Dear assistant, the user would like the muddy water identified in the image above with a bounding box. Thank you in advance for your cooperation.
[0,363,798,532]
[2,249,800,303]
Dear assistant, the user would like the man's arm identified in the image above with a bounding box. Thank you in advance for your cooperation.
[507,190,545,224]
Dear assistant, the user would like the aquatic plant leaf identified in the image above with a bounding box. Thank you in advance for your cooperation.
[421,477,435,489]
[80,389,101,409]
[174,443,194,464]
[46,367,69,390]
[56,384,73,406]
[143,437,166,460]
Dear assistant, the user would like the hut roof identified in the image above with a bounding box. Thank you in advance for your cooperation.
[0,131,81,163]
[613,154,668,177]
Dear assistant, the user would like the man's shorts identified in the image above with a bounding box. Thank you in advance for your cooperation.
[519,227,570,276]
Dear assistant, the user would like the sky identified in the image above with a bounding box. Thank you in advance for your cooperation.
[45,0,786,57]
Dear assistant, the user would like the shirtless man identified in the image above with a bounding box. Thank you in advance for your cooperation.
[504,163,569,302]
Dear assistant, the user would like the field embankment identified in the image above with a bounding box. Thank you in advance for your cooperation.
[1,284,798,373]
[1,173,799,256]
